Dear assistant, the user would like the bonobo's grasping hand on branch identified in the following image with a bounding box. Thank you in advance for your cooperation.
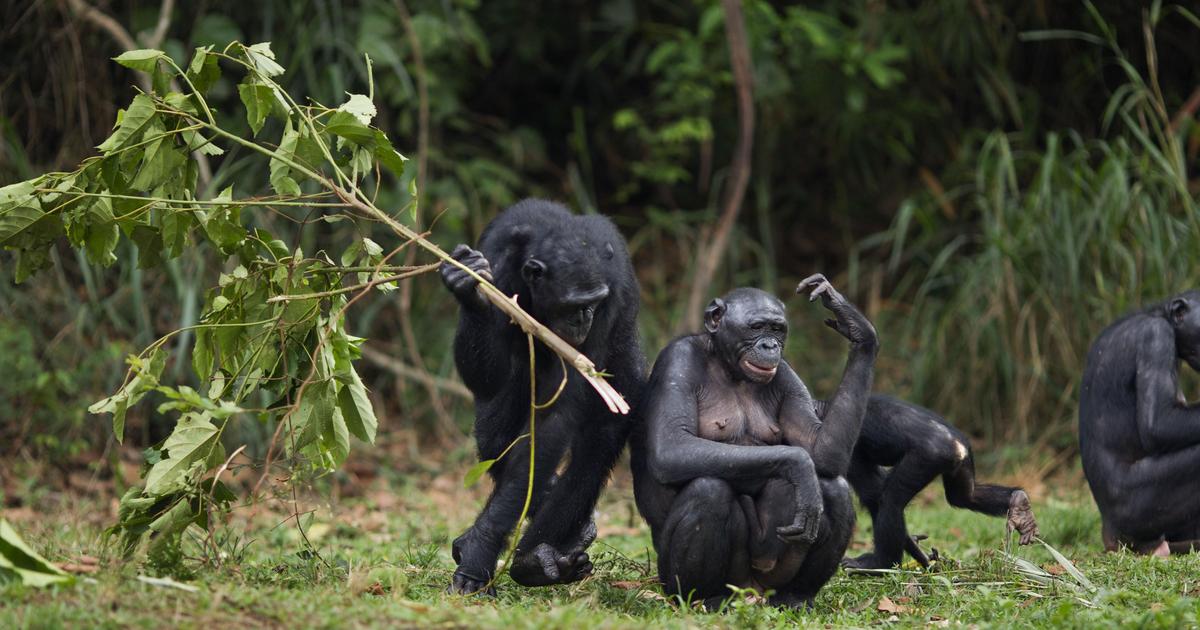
[631,280,877,608]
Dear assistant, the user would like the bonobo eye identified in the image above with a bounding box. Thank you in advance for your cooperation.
[771,324,785,333]
[750,322,764,331]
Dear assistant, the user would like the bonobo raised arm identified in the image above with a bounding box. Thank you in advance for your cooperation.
[631,277,877,609]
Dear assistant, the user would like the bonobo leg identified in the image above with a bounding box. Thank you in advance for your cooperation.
[657,477,751,604]
[740,476,830,576]
[450,435,564,595]
[1099,442,1200,551]
[767,477,856,609]
[942,461,1039,545]
[842,452,943,570]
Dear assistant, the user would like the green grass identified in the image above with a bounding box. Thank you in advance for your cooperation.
[4,465,1200,629]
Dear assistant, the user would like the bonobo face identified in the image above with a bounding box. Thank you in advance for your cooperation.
[705,288,788,383]
[521,241,614,348]
[1169,290,1200,370]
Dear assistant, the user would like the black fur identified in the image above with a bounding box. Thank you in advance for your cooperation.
[841,395,1038,569]
[440,199,645,594]
[631,279,877,609]
[1080,290,1200,554]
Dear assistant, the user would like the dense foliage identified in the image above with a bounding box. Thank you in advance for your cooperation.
[2,0,1199,469]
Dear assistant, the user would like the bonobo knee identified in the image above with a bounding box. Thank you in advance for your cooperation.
[680,477,736,504]
[821,477,852,508]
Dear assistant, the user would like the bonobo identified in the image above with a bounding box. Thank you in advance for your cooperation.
[1080,290,1200,555]
[631,277,878,609]
[840,395,1039,569]
[439,199,644,594]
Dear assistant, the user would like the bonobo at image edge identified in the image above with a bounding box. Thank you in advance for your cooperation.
[631,276,877,609]
[1080,290,1200,556]
[438,199,645,595]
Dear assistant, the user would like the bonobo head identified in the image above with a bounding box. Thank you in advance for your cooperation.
[1167,290,1200,370]
[520,238,615,348]
[704,288,787,383]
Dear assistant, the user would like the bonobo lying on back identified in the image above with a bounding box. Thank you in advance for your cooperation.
[839,395,1039,569]
[631,277,877,609]
[1080,290,1200,555]
[439,199,644,594]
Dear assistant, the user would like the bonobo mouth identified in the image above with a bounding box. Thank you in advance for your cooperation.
[740,358,778,380]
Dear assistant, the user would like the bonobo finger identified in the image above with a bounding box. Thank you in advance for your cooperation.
[824,318,840,331]
[538,548,562,581]
[807,283,830,303]
[796,273,828,294]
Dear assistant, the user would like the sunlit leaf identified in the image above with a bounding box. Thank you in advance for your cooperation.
[113,48,166,73]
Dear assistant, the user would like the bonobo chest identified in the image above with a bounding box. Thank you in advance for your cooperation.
[696,365,782,446]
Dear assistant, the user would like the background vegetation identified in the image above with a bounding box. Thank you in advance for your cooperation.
[2,0,1200,625]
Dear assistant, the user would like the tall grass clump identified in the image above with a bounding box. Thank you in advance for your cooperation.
[867,5,1200,448]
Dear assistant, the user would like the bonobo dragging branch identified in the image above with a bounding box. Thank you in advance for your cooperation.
[1080,290,1200,556]
[439,199,645,594]
[631,277,877,609]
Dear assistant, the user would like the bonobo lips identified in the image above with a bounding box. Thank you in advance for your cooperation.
[740,358,777,380]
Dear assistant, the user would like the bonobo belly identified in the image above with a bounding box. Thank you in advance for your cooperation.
[697,394,783,446]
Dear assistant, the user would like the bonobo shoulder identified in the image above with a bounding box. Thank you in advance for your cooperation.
[651,336,709,380]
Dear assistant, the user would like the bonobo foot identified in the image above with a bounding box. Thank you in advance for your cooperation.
[509,544,593,587]
[439,244,493,310]
[509,520,597,587]
[840,551,897,571]
[1006,490,1039,545]
[796,273,877,348]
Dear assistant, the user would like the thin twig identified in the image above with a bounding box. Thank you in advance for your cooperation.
[359,346,471,400]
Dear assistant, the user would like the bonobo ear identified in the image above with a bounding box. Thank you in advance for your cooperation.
[603,243,615,260]
[704,298,726,334]
[522,258,547,284]
[1170,297,1190,323]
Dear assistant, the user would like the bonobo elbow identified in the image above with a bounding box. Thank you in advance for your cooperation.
[813,452,851,479]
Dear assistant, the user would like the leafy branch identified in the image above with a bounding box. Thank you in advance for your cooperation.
[0,40,627,564]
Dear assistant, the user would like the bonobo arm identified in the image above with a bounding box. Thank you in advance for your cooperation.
[644,340,823,540]
[1135,319,1200,453]
[440,244,516,398]
[779,275,879,478]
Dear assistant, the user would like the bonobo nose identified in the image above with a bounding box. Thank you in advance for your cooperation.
[762,338,779,350]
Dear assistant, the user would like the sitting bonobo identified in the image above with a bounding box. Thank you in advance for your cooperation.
[1080,290,1200,555]
[631,276,878,609]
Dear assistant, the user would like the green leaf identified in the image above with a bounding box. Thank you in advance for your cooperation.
[84,221,119,267]
[130,138,186,192]
[186,46,220,94]
[130,224,164,269]
[288,380,335,454]
[0,519,73,588]
[372,130,407,180]
[89,350,167,443]
[463,459,496,488]
[337,368,378,443]
[97,94,157,154]
[244,42,285,78]
[270,120,303,197]
[325,111,375,147]
[338,93,376,126]
[0,180,45,247]
[114,48,166,73]
[238,83,274,136]
[192,329,214,383]
[143,413,223,496]
[161,209,193,258]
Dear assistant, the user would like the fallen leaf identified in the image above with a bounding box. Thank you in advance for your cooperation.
[896,596,913,604]
[59,563,100,574]
[364,582,386,596]
[639,590,667,601]
[948,527,964,539]
[137,575,198,592]
[611,580,644,590]
[878,596,909,614]
[1044,563,1065,576]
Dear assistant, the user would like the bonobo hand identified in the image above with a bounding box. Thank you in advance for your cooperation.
[776,500,822,545]
[440,244,493,310]
[448,528,496,596]
[796,273,877,348]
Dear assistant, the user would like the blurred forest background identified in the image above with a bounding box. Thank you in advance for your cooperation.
[2,0,1199,484]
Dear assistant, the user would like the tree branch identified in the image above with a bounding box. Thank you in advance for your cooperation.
[360,346,472,400]
[680,0,756,332]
